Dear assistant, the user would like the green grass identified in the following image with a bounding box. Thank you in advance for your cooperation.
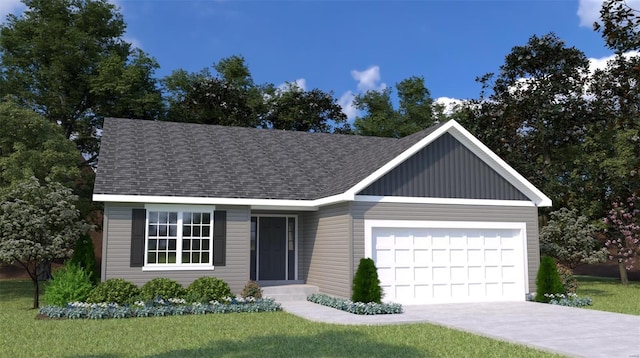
[0,280,560,358]
[576,275,640,315]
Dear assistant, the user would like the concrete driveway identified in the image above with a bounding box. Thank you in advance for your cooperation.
[280,300,640,358]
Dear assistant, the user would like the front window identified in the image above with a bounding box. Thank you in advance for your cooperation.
[145,206,214,268]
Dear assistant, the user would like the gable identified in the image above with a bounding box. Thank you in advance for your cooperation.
[357,133,529,201]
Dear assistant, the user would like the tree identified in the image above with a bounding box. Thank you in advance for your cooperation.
[0,101,80,188]
[68,233,99,285]
[352,258,382,303]
[535,256,565,303]
[605,194,640,285]
[0,0,163,165]
[353,76,436,138]
[539,208,607,270]
[594,0,640,52]
[0,177,89,308]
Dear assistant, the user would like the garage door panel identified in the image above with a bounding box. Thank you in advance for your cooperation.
[370,224,526,305]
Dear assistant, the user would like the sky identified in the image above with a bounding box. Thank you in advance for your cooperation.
[0,0,636,120]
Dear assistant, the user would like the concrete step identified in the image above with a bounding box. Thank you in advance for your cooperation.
[261,284,319,302]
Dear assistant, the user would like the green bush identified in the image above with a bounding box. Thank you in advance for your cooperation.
[535,256,565,303]
[140,278,185,300]
[352,258,382,304]
[240,280,262,299]
[185,277,232,303]
[308,293,402,315]
[68,233,99,285]
[87,278,140,304]
[556,263,578,294]
[44,263,94,306]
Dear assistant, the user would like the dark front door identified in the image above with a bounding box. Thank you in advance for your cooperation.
[258,217,287,280]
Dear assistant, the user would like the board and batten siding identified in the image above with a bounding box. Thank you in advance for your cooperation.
[300,203,352,297]
[350,202,540,293]
[102,203,250,293]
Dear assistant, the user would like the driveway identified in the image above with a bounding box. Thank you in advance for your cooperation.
[280,300,640,358]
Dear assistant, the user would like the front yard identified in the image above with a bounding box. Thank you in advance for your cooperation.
[0,280,559,358]
[576,275,640,315]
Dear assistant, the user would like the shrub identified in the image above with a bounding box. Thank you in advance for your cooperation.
[352,258,382,303]
[87,278,140,304]
[240,280,262,299]
[185,277,232,303]
[556,263,578,294]
[44,263,93,306]
[535,256,565,303]
[68,233,99,285]
[545,293,593,307]
[140,278,185,301]
[308,293,402,315]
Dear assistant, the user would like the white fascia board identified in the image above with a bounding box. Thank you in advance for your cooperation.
[344,120,552,207]
[355,195,536,207]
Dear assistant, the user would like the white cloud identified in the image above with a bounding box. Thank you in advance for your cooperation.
[351,66,386,92]
[0,0,25,24]
[435,97,464,115]
[125,36,143,50]
[338,90,358,121]
[578,0,640,27]
[276,78,307,92]
[588,51,640,73]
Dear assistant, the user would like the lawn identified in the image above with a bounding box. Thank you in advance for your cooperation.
[0,280,560,358]
[576,275,640,315]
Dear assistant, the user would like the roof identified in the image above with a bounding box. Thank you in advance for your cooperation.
[93,118,551,208]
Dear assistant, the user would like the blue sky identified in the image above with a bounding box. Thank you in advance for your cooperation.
[0,0,635,119]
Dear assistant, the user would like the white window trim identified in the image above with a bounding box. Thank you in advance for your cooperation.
[142,204,216,271]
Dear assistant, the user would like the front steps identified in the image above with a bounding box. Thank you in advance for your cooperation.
[261,284,319,302]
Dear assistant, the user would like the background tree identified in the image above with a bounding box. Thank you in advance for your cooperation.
[595,0,640,52]
[539,208,607,270]
[605,194,640,285]
[353,76,436,138]
[0,177,89,308]
[0,0,163,165]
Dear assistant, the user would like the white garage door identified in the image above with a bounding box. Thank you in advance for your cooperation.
[366,221,527,305]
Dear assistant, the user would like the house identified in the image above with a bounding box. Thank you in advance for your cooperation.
[93,118,552,305]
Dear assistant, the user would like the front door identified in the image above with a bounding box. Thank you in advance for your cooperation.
[258,217,287,280]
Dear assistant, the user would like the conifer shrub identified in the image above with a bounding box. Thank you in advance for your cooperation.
[140,277,185,300]
[186,277,232,303]
[87,278,140,304]
[535,256,565,303]
[44,263,94,306]
[352,258,382,303]
[240,280,263,299]
[68,233,99,285]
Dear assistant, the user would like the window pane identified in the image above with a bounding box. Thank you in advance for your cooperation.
[184,212,192,224]
[183,239,190,250]
[159,225,167,237]
[202,212,210,223]
[202,252,209,264]
[192,252,200,264]
[148,224,157,236]
[159,239,167,250]
[183,226,191,237]
[148,239,157,250]
[193,226,200,237]
[148,253,156,264]
[182,252,190,264]
[159,212,168,223]
[202,239,210,250]
[149,211,158,223]
[193,213,201,224]
[169,212,178,224]
[169,225,177,237]
[193,240,200,250]
[202,226,210,237]
[168,239,176,250]
[168,252,176,264]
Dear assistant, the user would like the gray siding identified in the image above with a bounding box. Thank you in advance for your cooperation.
[300,203,352,297]
[358,133,529,201]
[102,203,250,293]
[350,202,540,293]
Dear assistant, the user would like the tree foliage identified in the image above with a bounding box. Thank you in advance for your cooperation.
[68,233,99,285]
[0,0,163,165]
[539,208,607,269]
[353,76,437,138]
[535,256,565,303]
[595,0,640,52]
[0,177,89,308]
[605,194,640,285]
[352,258,382,303]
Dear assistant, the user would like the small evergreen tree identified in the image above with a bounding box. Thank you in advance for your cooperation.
[535,256,565,303]
[352,258,382,303]
[69,233,99,285]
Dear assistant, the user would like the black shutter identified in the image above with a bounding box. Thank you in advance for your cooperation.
[213,211,226,266]
[130,208,146,267]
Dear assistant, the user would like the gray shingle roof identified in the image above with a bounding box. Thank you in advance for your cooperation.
[94,118,442,200]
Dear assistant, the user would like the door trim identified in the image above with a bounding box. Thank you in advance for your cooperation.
[252,214,298,281]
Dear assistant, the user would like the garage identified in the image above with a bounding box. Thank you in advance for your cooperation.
[365,220,528,305]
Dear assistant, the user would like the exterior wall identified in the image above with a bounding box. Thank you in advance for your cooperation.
[350,201,540,293]
[102,203,250,293]
[358,133,529,200]
[299,202,352,297]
